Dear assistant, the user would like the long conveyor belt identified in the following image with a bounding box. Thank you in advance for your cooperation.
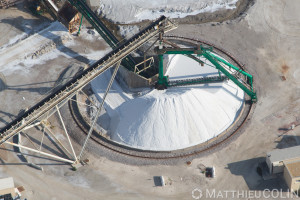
[67,0,137,70]
[0,16,176,144]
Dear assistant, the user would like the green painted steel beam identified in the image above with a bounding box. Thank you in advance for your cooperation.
[67,0,136,70]
[202,52,257,101]
[169,76,227,87]
[158,48,253,84]
[68,0,116,47]
[158,54,164,82]
[156,47,203,55]
[155,47,257,101]
[204,51,253,78]
[157,54,168,87]
[163,50,202,55]
[77,14,84,36]
[203,50,254,90]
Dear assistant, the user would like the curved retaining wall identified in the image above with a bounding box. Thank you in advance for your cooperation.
[68,36,255,159]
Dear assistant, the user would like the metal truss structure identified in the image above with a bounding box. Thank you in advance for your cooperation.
[0,16,177,166]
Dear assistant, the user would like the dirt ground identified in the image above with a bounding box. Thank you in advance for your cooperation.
[1,0,300,199]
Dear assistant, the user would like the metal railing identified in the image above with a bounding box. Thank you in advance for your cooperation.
[0,16,177,144]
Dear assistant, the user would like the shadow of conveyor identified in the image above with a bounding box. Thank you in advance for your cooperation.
[275,135,300,149]
[1,16,90,64]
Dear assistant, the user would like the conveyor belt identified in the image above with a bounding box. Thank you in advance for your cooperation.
[67,0,136,70]
[0,16,176,144]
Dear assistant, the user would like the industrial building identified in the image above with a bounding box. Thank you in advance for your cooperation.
[284,160,300,192]
[0,177,21,199]
[266,146,300,192]
[266,145,300,174]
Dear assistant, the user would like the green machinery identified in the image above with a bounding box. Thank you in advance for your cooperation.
[66,0,136,70]
[155,46,257,101]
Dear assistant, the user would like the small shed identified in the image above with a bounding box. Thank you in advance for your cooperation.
[284,160,300,192]
[0,177,16,198]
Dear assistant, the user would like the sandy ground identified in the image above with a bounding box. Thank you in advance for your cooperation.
[0,0,300,199]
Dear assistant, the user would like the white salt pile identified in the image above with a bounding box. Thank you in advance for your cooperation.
[92,54,244,151]
[96,0,238,24]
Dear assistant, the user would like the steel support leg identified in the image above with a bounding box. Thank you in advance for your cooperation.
[56,105,77,160]
[158,54,164,84]
[5,142,74,163]
[77,61,121,161]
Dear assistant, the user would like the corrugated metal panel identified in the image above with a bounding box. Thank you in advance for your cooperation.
[0,177,14,190]
[267,145,300,164]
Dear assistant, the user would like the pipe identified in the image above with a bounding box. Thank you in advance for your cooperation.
[46,0,58,12]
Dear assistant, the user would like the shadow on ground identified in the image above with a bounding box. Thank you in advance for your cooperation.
[227,157,288,191]
[275,135,300,149]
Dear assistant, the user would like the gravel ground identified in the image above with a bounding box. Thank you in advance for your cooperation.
[1,0,300,199]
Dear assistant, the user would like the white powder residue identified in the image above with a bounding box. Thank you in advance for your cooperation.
[92,54,244,151]
[97,0,238,24]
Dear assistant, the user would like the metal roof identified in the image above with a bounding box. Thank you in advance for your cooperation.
[267,145,300,163]
[0,177,14,190]
[285,161,300,178]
